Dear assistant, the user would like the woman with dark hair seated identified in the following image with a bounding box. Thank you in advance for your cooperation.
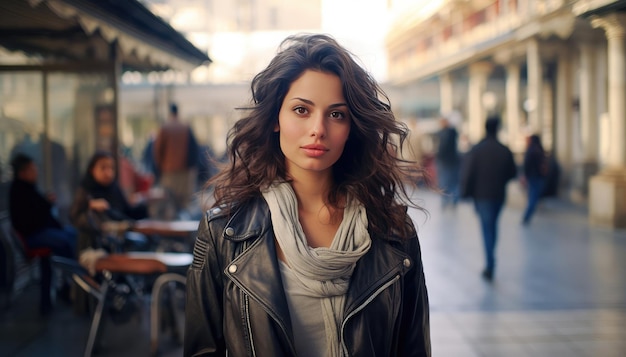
[70,151,149,253]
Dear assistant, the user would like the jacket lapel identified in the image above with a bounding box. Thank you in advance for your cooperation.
[223,197,294,341]
[344,238,409,314]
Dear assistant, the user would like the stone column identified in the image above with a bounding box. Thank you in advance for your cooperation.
[595,44,608,125]
[468,61,493,144]
[439,72,454,115]
[526,38,543,133]
[579,42,599,162]
[505,63,522,152]
[555,50,573,173]
[589,13,626,228]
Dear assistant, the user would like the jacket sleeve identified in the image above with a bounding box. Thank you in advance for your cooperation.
[507,148,518,182]
[184,213,227,357]
[397,217,431,356]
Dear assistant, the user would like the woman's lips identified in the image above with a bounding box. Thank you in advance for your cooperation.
[301,144,328,157]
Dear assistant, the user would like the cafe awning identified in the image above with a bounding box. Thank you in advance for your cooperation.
[0,0,211,71]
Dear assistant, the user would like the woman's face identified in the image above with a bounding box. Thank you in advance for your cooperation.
[276,70,351,180]
[91,157,116,186]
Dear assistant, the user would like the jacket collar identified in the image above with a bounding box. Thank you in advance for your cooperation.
[222,196,271,242]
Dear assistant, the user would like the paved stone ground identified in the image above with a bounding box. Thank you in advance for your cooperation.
[1,188,625,356]
[412,189,626,357]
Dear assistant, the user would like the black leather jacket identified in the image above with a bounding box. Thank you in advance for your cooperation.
[184,196,430,357]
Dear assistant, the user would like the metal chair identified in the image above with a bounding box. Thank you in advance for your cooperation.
[52,252,191,356]
[10,227,53,314]
[51,256,108,357]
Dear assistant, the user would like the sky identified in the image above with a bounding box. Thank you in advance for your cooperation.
[320,0,389,81]
[319,0,441,82]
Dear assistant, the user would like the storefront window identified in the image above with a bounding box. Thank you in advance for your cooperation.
[47,73,114,217]
[0,70,115,218]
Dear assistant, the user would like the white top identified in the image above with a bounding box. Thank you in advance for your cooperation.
[279,261,328,357]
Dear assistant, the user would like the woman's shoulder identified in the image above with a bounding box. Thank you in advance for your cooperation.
[380,208,418,242]
[206,196,256,216]
[198,196,270,249]
[397,210,421,245]
[204,195,268,228]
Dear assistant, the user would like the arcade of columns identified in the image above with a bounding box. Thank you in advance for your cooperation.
[435,12,626,228]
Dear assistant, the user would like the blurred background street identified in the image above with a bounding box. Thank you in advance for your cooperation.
[2,0,626,356]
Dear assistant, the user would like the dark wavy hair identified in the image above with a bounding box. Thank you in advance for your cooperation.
[208,33,423,239]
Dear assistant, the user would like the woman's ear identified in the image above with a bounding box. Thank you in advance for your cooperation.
[274,122,279,132]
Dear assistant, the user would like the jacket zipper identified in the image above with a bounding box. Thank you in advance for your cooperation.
[234,239,297,356]
[340,274,401,356]
[240,239,257,357]
[236,290,297,355]
[243,294,257,357]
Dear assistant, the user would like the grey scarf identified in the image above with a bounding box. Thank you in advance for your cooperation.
[262,182,371,356]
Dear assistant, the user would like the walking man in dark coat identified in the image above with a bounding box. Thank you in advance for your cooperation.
[460,115,517,281]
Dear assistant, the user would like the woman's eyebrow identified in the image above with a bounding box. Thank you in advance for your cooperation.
[328,103,348,109]
[290,97,347,108]
[290,97,314,105]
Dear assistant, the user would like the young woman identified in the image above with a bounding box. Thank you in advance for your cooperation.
[185,34,430,357]
[70,151,148,253]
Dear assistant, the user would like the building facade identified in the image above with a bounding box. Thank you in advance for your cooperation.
[386,0,626,228]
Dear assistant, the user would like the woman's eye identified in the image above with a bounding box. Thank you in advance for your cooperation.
[330,111,345,119]
[294,106,307,115]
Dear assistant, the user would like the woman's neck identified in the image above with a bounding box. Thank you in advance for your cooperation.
[290,174,331,205]
[289,173,346,225]
[289,175,345,247]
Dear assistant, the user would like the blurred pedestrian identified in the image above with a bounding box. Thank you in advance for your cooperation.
[184,33,430,357]
[9,153,76,259]
[435,113,461,208]
[153,103,199,218]
[70,151,149,253]
[141,131,160,181]
[521,134,547,225]
[460,115,517,281]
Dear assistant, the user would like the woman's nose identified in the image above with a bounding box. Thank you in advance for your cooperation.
[310,114,326,138]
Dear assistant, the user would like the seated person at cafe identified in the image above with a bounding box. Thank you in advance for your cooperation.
[70,151,149,253]
[9,153,76,258]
